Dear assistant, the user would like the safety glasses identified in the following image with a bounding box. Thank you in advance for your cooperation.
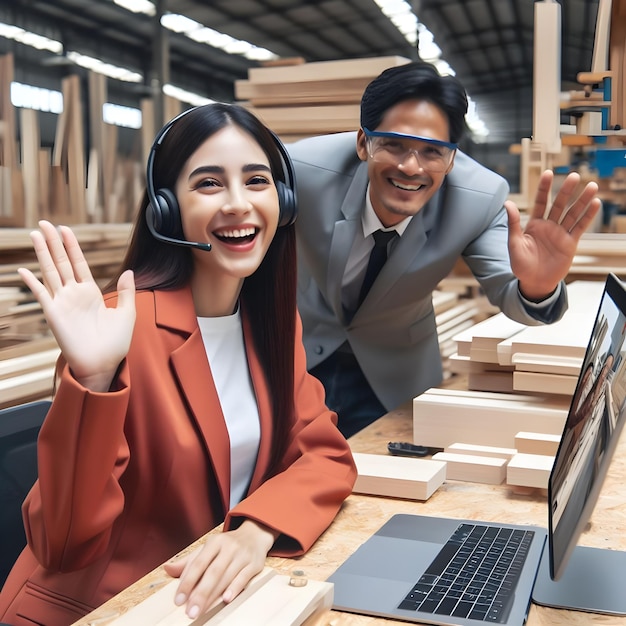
[363,127,457,172]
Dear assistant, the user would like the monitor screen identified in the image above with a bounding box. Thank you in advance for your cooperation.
[548,273,626,580]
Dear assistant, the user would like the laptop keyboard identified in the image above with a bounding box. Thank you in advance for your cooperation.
[397,523,535,623]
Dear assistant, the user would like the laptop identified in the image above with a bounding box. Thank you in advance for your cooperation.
[328,273,626,625]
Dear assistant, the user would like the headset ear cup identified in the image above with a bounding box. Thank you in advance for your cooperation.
[276,181,297,228]
[152,188,182,237]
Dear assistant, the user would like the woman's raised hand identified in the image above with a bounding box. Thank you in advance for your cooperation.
[17,220,136,392]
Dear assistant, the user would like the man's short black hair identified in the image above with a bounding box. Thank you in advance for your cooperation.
[360,61,469,144]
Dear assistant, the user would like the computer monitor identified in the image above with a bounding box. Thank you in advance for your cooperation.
[533,273,626,614]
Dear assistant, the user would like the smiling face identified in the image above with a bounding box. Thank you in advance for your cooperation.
[175,124,280,315]
[356,99,456,227]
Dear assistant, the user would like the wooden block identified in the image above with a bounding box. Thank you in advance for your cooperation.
[515,432,561,456]
[508,281,604,360]
[431,452,507,484]
[106,566,332,625]
[468,370,515,394]
[0,348,60,380]
[452,312,526,362]
[351,452,446,501]
[507,453,554,489]
[413,389,569,449]
[511,353,582,376]
[513,370,578,395]
[445,443,517,460]
[235,76,372,106]
[206,573,332,625]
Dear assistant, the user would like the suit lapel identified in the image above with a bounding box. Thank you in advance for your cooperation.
[155,289,231,513]
[327,163,369,322]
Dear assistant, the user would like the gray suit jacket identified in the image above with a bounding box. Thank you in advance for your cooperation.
[288,132,567,411]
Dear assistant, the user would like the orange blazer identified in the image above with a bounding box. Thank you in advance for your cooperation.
[0,288,356,626]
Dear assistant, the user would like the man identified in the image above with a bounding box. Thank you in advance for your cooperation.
[288,61,601,438]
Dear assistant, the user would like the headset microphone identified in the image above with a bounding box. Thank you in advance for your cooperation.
[145,208,212,251]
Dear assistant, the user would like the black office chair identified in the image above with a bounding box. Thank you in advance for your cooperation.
[0,399,51,588]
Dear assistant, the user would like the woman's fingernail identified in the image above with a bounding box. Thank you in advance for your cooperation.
[188,605,200,619]
[174,593,186,606]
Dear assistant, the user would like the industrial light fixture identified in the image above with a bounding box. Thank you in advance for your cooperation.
[372,0,490,140]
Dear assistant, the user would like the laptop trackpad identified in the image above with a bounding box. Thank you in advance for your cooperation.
[331,534,440,582]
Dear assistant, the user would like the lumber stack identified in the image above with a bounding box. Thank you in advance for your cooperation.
[430,439,556,491]
[235,56,410,141]
[0,223,131,409]
[449,280,604,395]
[412,387,568,490]
[0,53,147,227]
[569,232,626,278]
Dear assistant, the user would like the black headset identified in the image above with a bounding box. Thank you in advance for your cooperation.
[145,105,298,252]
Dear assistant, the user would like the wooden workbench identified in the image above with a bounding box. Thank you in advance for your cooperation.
[72,399,626,625]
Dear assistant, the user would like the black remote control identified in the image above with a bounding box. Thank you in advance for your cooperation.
[387,441,432,457]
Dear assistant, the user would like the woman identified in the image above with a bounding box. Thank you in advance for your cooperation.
[0,103,356,625]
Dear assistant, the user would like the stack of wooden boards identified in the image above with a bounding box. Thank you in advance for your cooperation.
[413,387,568,490]
[352,409,563,498]
[352,387,567,499]
[0,223,131,409]
[449,280,605,396]
[235,56,410,142]
[432,289,496,374]
[569,233,626,278]
[0,53,185,229]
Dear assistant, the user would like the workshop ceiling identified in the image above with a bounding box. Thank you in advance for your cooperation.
[1,0,600,145]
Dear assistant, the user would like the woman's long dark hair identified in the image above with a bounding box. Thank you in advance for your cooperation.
[105,103,297,478]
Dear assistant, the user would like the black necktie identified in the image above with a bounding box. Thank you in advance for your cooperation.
[358,229,397,306]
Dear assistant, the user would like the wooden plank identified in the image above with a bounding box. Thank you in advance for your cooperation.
[0,348,60,380]
[506,453,554,489]
[205,574,332,625]
[507,281,604,360]
[351,452,446,501]
[515,432,561,456]
[108,568,276,625]
[0,53,18,170]
[513,370,578,395]
[431,452,507,485]
[246,56,410,85]
[609,0,626,129]
[468,370,515,394]
[533,1,562,153]
[106,567,333,626]
[511,353,582,376]
[236,76,373,106]
[413,389,569,448]
[452,313,525,361]
[245,104,360,136]
[20,107,41,228]
[445,442,517,460]
[0,366,55,406]
[64,75,87,223]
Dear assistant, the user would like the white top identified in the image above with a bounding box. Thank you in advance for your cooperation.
[197,309,261,509]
